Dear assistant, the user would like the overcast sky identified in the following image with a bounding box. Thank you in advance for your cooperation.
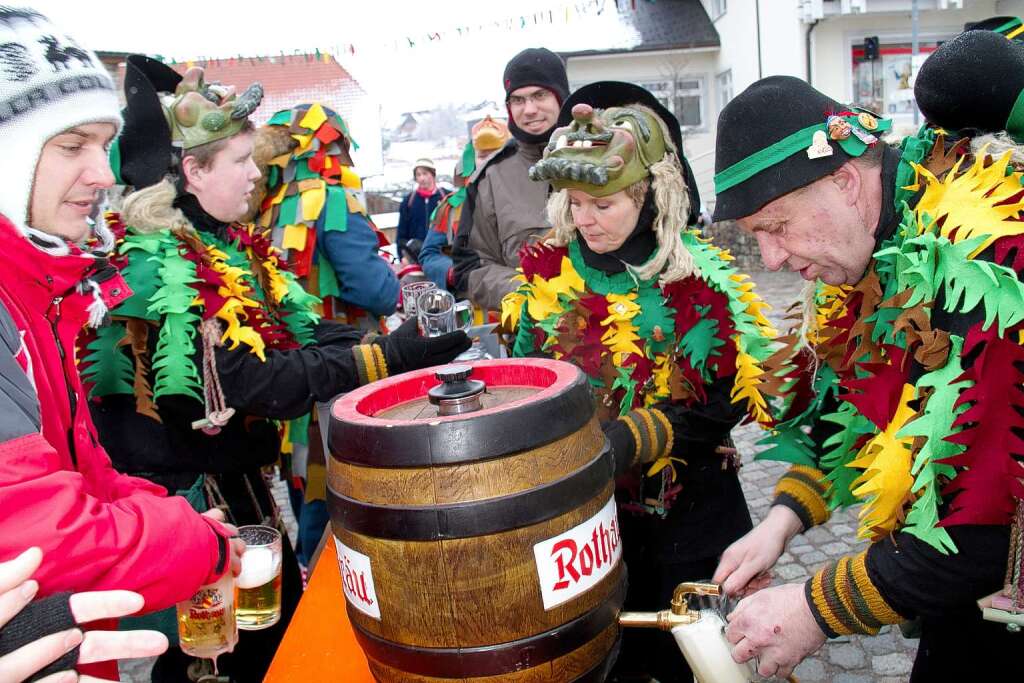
[33,0,640,117]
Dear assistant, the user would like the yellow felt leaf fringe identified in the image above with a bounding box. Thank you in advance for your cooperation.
[730,347,773,426]
[525,256,585,322]
[848,383,918,540]
[909,147,1024,257]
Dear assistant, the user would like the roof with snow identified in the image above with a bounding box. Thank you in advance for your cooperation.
[561,0,719,58]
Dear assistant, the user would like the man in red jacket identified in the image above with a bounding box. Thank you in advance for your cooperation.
[0,7,243,679]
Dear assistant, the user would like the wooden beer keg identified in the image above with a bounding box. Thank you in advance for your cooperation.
[328,358,625,682]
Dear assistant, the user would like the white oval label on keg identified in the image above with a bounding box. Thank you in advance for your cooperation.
[533,496,622,610]
[334,538,381,620]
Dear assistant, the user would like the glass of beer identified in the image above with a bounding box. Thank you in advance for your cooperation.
[177,572,238,659]
[236,525,283,630]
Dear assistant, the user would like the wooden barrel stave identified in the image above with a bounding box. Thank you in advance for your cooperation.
[364,622,620,683]
[338,482,620,647]
[328,417,604,506]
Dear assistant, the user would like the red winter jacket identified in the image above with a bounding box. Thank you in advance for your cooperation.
[0,215,231,678]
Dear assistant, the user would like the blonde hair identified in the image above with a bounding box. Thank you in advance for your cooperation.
[970,131,1024,165]
[544,105,698,284]
[121,178,192,235]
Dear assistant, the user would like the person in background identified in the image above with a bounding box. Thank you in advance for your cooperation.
[0,9,243,681]
[451,48,568,312]
[254,103,399,329]
[421,116,512,291]
[395,158,444,258]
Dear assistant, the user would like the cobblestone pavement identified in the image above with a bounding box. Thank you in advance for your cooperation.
[124,271,917,682]
[730,271,918,682]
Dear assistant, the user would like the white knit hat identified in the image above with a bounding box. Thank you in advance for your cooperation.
[0,6,122,239]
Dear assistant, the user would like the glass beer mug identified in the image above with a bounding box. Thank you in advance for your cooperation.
[236,525,284,630]
[176,572,238,660]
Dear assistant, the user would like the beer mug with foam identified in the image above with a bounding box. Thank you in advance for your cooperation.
[236,525,284,630]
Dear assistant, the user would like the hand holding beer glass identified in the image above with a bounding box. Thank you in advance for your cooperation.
[236,525,283,630]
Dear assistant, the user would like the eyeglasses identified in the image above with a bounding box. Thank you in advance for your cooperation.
[508,89,554,108]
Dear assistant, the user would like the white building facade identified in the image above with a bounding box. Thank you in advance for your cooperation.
[565,0,1024,210]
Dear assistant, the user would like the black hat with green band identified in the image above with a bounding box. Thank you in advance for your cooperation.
[964,16,1024,40]
[915,28,1024,142]
[712,75,890,222]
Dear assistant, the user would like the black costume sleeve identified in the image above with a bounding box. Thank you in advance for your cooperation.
[214,340,363,420]
[865,525,1010,620]
[604,375,746,477]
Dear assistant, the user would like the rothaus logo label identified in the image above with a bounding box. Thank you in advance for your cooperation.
[334,538,381,620]
[533,496,622,610]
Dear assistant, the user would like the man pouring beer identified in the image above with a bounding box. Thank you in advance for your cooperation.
[710,27,1024,680]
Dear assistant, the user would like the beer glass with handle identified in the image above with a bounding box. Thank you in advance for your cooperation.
[176,571,238,659]
[236,525,283,630]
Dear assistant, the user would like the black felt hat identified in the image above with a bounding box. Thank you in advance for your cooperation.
[116,55,181,189]
[963,16,1024,39]
[557,81,701,225]
[712,76,856,222]
[915,29,1024,137]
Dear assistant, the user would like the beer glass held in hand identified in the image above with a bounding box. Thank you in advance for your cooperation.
[176,572,238,660]
[236,525,283,630]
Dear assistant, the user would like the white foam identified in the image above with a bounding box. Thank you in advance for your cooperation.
[237,547,280,589]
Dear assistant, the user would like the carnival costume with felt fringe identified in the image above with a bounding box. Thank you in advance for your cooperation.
[714,31,1024,667]
[82,57,468,682]
[503,81,778,682]
[256,103,395,326]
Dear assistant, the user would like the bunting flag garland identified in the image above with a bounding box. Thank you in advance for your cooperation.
[157,0,658,66]
[759,130,1024,551]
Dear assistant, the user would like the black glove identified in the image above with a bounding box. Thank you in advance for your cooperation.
[0,592,79,682]
[378,325,471,374]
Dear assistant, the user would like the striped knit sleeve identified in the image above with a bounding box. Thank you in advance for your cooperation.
[352,343,389,386]
[773,464,831,531]
[617,407,674,465]
[805,550,907,638]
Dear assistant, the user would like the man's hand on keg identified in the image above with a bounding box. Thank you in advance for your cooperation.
[712,505,803,597]
[724,582,825,679]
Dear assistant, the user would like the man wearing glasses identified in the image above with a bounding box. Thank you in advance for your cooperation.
[451,48,569,312]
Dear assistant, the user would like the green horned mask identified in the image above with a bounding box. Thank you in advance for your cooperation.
[161,67,263,150]
[528,103,667,196]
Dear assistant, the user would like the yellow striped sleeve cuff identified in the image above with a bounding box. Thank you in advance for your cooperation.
[773,464,831,531]
[805,551,905,638]
[617,407,674,465]
[353,343,389,386]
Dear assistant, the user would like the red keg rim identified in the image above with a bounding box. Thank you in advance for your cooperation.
[333,358,580,426]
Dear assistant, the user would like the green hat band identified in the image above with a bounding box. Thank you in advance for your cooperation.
[714,112,892,194]
[995,16,1024,38]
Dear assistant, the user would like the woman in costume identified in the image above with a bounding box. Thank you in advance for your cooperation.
[84,56,468,681]
[501,82,776,682]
